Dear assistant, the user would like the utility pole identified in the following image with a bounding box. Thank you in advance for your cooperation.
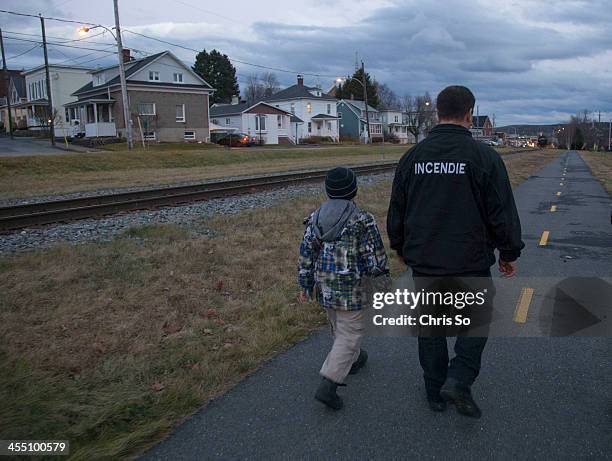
[40,15,55,146]
[608,119,611,152]
[0,28,14,139]
[113,0,133,150]
[361,61,370,144]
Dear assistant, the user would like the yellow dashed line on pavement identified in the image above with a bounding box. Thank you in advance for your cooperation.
[556,191,562,196]
[560,182,564,186]
[514,287,535,323]
[550,205,557,212]
[539,230,550,246]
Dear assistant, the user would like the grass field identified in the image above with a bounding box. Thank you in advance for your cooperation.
[0,149,559,459]
[0,144,541,200]
[0,144,407,200]
[580,152,612,196]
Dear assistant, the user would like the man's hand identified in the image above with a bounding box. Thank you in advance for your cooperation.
[498,259,517,277]
[297,290,310,303]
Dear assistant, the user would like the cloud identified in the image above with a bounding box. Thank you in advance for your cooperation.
[2,0,611,124]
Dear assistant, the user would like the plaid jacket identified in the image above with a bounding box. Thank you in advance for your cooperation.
[298,205,389,311]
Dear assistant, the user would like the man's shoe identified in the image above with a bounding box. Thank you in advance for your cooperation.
[440,378,482,418]
[426,393,447,412]
[349,349,368,375]
[315,377,343,410]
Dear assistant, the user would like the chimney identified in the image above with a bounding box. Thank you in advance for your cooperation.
[121,48,131,63]
[297,74,304,86]
[231,95,239,105]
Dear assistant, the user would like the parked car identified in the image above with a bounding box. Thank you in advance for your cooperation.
[216,133,258,147]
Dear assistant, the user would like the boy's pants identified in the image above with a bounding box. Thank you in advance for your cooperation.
[320,309,364,384]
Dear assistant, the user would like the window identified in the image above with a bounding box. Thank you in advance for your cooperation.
[175,104,185,122]
[138,103,156,115]
[277,115,283,129]
[225,118,231,125]
[338,111,342,119]
[255,115,266,131]
[326,121,332,130]
[184,131,196,140]
[173,73,183,83]
[306,102,312,113]
[394,115,399,123]
[290,103,295,114]
[211,119,218,125]
[65,108,70,122]
[143,131,156,140]
[95,74,105,86]
[308,122,312,133]
[327,104,331,115]
[148,71,160,81]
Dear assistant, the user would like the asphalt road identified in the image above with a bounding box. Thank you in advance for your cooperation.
[141,151,611,461]
[0,137,72,156]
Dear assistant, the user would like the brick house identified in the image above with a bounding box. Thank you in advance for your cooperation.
[471,115,493,138]
[67,51,214,142]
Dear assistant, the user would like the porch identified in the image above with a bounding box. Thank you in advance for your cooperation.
[309,114,340,141]
[64,98,117,138]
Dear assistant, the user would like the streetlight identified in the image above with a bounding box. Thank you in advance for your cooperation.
[78,0,132,150]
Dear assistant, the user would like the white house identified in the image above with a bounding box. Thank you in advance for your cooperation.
[210,99,294,145]
[265,75,339,143]
[380,109,411,143]
[16,64,91,137]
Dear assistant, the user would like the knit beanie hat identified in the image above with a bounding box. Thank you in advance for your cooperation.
[325,166,357,200]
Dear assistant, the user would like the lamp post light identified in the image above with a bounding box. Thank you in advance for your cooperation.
[78,0,132,150]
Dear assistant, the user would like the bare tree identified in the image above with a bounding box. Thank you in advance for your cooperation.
[243,72,280,104]
[261,72,280,98]
[377,83,399,110]
[402,92,435,143]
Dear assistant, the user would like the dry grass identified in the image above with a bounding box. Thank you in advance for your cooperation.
[0,150,560,459]
[0,145,407,200]
[503,149,562,187]
[580,152,612,196]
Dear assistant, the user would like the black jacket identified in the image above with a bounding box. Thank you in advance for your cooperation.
[387,124,524,275]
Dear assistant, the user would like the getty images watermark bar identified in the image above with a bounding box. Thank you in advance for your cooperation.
[0,440,69,456]
[363,275,612,337]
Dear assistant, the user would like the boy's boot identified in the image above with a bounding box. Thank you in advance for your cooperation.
[426,390,447,412]
[440,378,481,418]
[315,377,343,410]
[349,349,368,375]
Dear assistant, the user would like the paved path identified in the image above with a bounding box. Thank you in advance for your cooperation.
[0,137,92,156]
[142,151,611,460]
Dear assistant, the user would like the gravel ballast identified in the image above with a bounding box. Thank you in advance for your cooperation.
[0,173,393,256]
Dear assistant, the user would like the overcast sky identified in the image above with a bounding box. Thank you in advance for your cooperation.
[2,0,611,125]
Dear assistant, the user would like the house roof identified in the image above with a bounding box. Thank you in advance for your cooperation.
[209,101,293,118]
[290,115,304,123]
[472,115,490,127]
[266,84,337,102]
[72,51,212,96]
[311,113,340,120]
[342,99,379,113]
[12,75,26,98]
[22,64,92,76]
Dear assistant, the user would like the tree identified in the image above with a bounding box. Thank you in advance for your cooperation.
[192,49,239,105]
[335,67,379,109]
[377,83,399,110]
[402,92,435,143]
[243,72,280,104]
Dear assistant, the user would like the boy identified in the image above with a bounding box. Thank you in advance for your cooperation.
[298,166,389,410]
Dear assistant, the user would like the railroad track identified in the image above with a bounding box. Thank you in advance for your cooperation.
[0,161,398,232]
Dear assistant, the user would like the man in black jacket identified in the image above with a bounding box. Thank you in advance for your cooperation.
[387,85,524,418]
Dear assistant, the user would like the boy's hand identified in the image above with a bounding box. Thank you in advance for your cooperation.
[498,259,517,277]
[297,290,310,303]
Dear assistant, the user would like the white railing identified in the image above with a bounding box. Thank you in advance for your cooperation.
[85,122,116,137]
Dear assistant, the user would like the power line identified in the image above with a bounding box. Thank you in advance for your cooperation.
[6,43,40,60]
[123,29,337,78]
[2,29,109,44]
[1,8,341,79]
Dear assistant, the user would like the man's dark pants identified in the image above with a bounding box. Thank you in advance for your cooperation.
[412,269,493,397]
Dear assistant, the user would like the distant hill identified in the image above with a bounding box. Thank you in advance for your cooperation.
[496,124,565,136]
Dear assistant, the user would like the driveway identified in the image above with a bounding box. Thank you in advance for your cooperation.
[0,137,74,157]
